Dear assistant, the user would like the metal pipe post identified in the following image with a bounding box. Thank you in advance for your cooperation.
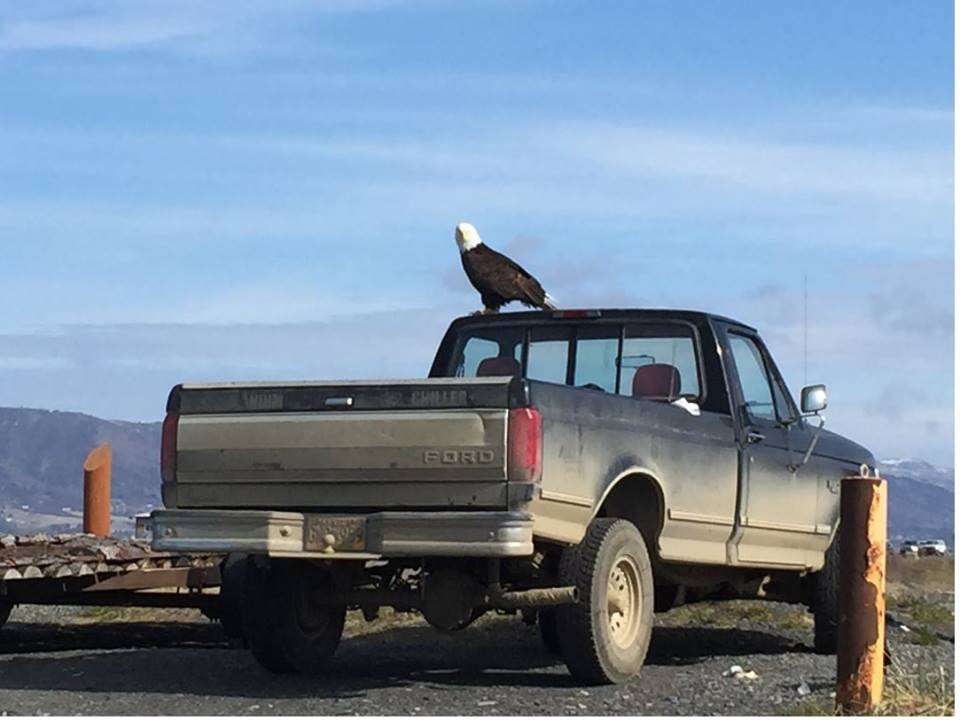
[836,474,887,714]
[82,443,112,538]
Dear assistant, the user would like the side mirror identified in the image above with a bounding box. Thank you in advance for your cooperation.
[800,384,827,415]
[790,384,828,473]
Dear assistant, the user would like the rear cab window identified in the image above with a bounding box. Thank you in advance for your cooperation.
[451,327,524,378]
[527,325,572,385]
[445,319,703,403]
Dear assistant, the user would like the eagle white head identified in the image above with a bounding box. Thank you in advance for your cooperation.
[455,222,483,253]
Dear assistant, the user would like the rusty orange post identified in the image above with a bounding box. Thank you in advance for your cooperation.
[836,472,887,714]
[83,443,112,538]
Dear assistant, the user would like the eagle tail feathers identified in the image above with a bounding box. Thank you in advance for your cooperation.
[542,293,558,310]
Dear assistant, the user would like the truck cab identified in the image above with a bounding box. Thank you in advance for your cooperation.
[430,309,873,569]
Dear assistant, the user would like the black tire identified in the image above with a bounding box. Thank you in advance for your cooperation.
[219,553,248,640]
[242,558,296,673]
[813,532,840,654]
[0,598,12,629]
[243,559,346,674]
[538,608,561,655]
[555,518,655,684]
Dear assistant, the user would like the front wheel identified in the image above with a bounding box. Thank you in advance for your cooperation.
[555,518,654,684]
[812,532,840,654]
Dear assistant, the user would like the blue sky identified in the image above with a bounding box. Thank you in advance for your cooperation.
[0,1,954,465]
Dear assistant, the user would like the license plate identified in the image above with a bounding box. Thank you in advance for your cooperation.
[303,515,366,552]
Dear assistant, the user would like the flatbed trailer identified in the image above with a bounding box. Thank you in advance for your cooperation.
[0,533,223,626]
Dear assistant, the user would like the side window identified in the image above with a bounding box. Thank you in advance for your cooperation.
[618,324,701,398]
[573,326,620,392]
[727,334,776,422]
[770,375,794,423]
[527,326,571,385]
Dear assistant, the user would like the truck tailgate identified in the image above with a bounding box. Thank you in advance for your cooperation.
[165,378,516,510]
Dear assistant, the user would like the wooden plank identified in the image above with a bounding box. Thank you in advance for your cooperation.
[83,565,221,592]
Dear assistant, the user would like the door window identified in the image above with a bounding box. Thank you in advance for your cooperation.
[728,334,776,422]
[618,324,701,398]
[770,375,795,424]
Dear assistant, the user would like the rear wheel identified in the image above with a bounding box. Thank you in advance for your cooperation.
[218,553,249,640]
[813,532,840,654]
[555,518,654,684]
[274,561,346,673]
[242,559,295,673]
[243,559,347,674]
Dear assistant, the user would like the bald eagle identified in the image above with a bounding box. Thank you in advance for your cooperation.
[455,222,557,314]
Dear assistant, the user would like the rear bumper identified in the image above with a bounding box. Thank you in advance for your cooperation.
[149,509,534,559]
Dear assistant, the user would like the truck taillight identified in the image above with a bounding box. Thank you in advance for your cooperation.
[160,411,179,484]
[508,408,542,484]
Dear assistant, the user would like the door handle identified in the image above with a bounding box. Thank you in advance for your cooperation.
[746,431,766,445]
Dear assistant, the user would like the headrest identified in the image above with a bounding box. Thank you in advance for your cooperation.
[632,363,681,401]
[476,356,521,377]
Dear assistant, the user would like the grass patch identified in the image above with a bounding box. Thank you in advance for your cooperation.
[904,625,941,647]
[787,659,954,716]
[892,596,954,627]
[888,586,954,645]
[76,606,205,624]
[790,696,835,716]
[878,659,954,716]
[342,607,426,638]
[662,599,811,631]
[887,554,954,592]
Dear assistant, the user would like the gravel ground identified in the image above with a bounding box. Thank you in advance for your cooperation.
[0,601,953,716]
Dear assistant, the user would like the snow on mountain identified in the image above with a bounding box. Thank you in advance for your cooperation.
[878,458,954,490]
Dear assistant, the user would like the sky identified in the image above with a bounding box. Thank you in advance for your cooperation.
[0,1,954,465]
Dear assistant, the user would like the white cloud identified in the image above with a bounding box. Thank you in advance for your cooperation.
[0,0,433,53]
[541,123,951,204]
[0,309,455,419]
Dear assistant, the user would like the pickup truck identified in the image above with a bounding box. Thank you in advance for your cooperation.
[151,309,875,684]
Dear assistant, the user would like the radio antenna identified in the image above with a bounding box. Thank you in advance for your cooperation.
[803,273,808,386]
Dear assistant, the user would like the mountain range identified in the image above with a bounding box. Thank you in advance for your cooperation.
[878,459,954,545]
[0,406,953,544]
[0,407,161,532]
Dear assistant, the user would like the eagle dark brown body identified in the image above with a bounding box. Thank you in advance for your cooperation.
[455,222,556,313]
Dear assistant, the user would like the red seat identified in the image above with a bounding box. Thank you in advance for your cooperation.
[632,364,681,401]
[476,356,521,377]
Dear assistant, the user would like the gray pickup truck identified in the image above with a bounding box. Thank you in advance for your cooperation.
[151,309,875,684]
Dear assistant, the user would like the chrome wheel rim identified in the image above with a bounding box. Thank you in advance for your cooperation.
[607,554,641,649]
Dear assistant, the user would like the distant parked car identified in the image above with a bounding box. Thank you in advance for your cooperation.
[899,540,920,556]
[917,539,948,557]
